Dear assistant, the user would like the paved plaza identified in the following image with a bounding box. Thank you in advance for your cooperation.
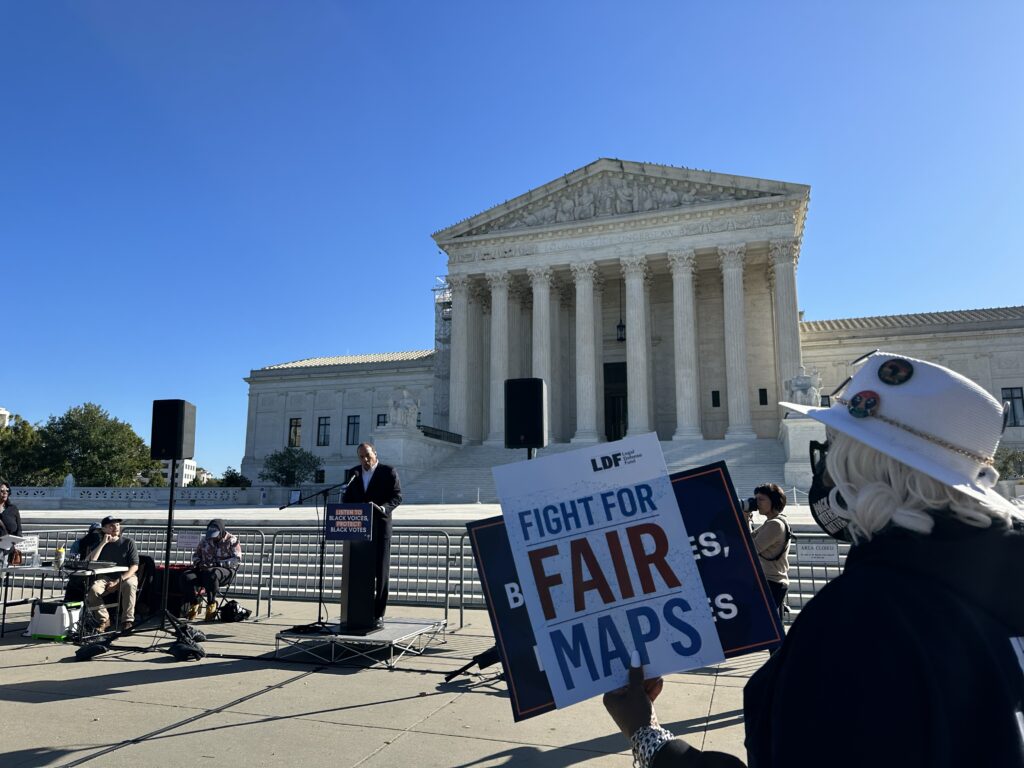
[0,599,755,767]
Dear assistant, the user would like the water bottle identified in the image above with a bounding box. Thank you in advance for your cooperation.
[55,546,65,571]
[31,548,41,568]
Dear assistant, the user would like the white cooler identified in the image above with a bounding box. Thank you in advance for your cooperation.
[28,601,82,641]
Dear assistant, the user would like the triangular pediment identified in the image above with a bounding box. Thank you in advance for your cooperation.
[434,158,809,242]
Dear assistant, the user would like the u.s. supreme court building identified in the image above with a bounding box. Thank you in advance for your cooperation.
[241,159,1024,500]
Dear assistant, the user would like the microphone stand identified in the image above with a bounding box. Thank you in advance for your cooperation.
[282,475,356,634]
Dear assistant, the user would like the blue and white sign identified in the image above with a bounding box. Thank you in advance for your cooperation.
[492,433,724,709]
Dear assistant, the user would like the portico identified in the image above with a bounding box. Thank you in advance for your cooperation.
[433,158,809,446]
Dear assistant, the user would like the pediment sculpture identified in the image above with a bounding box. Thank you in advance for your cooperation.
[462,172,782,236]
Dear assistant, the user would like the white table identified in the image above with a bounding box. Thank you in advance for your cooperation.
[0,565,64,637]
[1,564,129,637]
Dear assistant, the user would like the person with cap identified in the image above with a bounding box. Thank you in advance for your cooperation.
[603,352,1024,767]
[342,442,402,626]
[84,516,140,633]
[68,521,102,560]
[182,519,241,621]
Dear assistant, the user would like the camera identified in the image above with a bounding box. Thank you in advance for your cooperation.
[740,497,757,515]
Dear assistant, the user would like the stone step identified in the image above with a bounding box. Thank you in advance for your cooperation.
[401,439,791,504]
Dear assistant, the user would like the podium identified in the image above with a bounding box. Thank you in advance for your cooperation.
[327,503,380,635]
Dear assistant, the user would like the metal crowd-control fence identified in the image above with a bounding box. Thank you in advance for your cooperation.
[265,527,453,624]
[453,530,852,629]
[3,526,269,617]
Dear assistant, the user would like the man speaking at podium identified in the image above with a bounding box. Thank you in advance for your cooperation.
[342,443,402,625]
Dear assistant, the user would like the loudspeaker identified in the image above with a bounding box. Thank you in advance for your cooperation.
[505,378,548,449]
[151,400,196,460]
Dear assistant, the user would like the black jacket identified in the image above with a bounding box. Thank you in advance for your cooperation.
[744,517,1024,768]
[0,502,22,538]
[342,463,402,537]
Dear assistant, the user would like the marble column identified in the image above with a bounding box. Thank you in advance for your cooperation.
[485,271,509,445]
[468,284,489,444]
[668,250,703,439]
[571,262,599,443]
[529,266,553,443]
[508,280,527,379]
[447,275,471,437]
[553,281,573,441]
[770,238,803,397]
[593,274,606,441]
[644,272,655,432]
[304,391,316,450]
[243,392,258,461]
[719,244,756,439]
[621,255,651,435]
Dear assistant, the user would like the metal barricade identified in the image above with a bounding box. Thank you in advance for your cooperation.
[785,532,850,621]
[8,525,269,617]
[452,529,852,629]
[266,527,452,623]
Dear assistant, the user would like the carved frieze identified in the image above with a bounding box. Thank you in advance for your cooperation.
[461,171,784,236]
[445,209,797,266]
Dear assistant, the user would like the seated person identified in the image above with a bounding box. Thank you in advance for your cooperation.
[64,522,103,602]
[84,516,140,633]
[181,519,241,620]
[69,522,102,562]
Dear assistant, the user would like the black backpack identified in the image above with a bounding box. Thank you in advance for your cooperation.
[219,600,251,622]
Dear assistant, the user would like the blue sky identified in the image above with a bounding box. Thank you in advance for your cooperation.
[3,2,1021,476]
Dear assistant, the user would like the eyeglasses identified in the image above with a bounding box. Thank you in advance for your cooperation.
[827,348,879,400]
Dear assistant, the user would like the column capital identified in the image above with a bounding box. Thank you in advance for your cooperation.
[620,254,648,279]
[471,283,491,311]
[667,249,697,276]
[717,243,747,271]
[485,271,511,290]
[770,238,799,268]
[527,265,554,287]
[570,260,598,283]
[509,280,532,305]
[448,274,472,293]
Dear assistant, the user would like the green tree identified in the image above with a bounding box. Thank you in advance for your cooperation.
[220,467,251,488]
[143,464,168,487]
[0,414,46,485]
[38,403,155,487]
[258,448,323,486]
[995,446,1024,479]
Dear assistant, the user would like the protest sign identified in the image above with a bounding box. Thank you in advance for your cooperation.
[471,458,783,721]
[492,433,724,709]
[325,503,373,541]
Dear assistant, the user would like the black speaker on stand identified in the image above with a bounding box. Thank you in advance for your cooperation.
[149,400,205,658]
[505,378,548,459]
[450,379,549,676]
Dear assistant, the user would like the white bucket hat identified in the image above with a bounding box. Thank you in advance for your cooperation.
[781,351,1007,507]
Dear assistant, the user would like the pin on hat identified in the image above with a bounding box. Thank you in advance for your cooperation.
[781,352,1006,507]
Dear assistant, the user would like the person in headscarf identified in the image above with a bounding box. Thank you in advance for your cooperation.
[182,519,241,621]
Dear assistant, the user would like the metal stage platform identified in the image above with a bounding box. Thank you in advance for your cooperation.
[275,616,447,669]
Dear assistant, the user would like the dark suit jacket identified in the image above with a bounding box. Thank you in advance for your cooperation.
[342,463,402,538]
[0,502,22,538]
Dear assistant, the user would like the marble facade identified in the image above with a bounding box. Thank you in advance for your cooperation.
[240,159,1024,488]
[433,158,810,445]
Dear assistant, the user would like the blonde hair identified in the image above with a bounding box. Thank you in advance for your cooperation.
[825,431,1018,542]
